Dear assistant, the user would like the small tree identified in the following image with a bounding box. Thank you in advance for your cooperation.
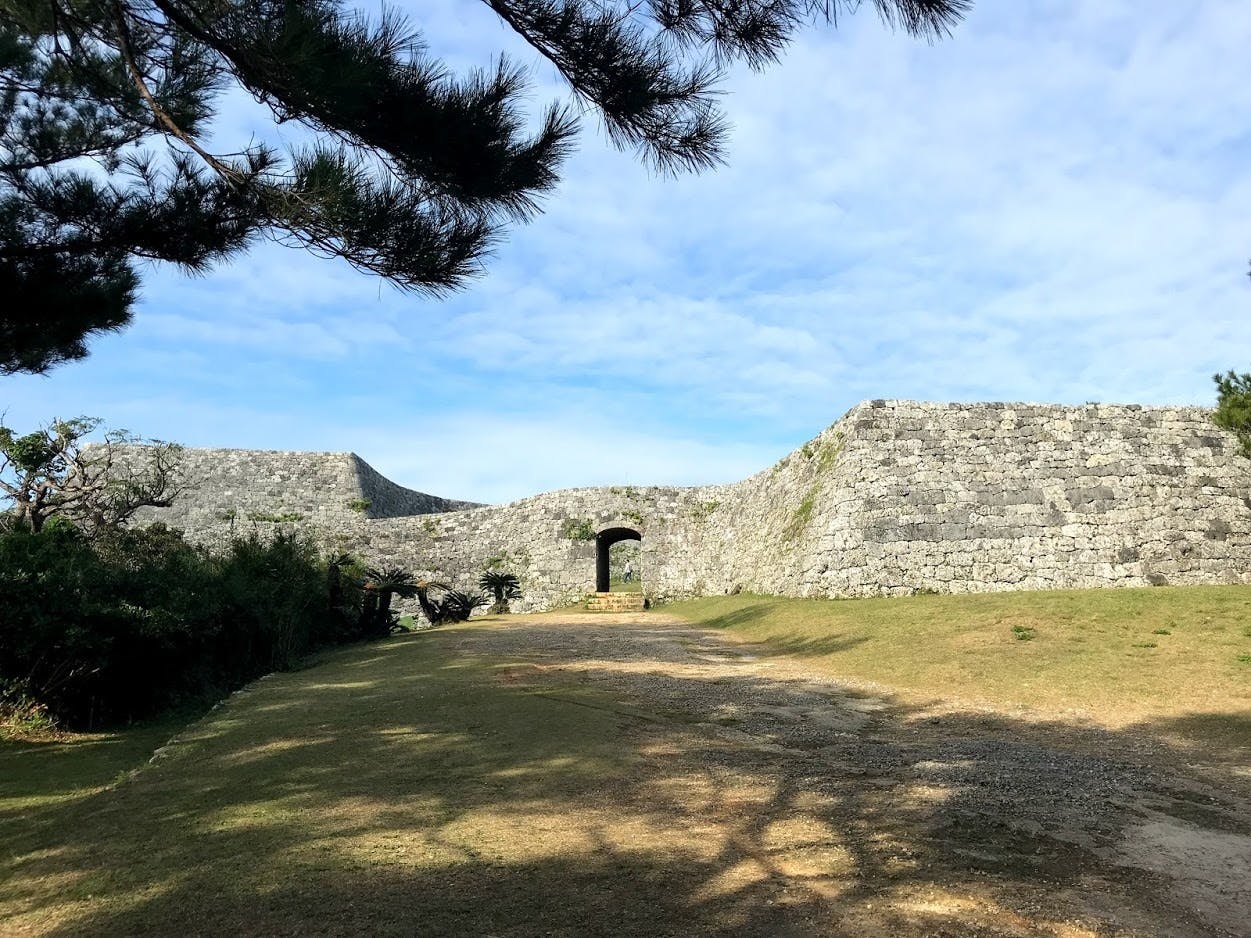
[359,565,418,637]
[479,570,521,614]
[0,416,184,534]
[1213,370,1251,457]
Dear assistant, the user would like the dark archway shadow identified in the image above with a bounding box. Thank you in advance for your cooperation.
[596,526,640,592]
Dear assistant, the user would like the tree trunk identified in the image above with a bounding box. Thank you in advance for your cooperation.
[376,590,394,635]
[327,565,342,610]
[415,586,441,625]
[358,587,378,636]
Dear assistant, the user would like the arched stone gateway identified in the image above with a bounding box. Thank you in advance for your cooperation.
[595,526,641,592]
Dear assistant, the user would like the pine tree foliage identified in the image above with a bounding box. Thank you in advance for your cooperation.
[1213,369,1251,458]
[1,0,968,374]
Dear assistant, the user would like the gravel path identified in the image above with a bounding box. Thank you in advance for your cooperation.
[448,612,1251,937]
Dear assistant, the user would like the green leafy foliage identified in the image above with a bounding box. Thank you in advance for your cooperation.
[562,517,597,540]
[479,570,521,614]
[246,510,304,523]
[690,499,720,522]
[359,565,419,637]
[443,589,489,621]
[782,487,818,541]
[0,415,183,534]
[415,582,489,625]
[0,524,366,729]
[1213,369,1251,457]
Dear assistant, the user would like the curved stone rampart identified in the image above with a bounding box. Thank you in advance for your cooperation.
[129,448,480,546]
[133,401,1251,612]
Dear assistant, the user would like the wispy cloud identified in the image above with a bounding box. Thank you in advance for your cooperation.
[3,0,1249,501]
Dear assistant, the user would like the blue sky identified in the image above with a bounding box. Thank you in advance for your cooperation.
[4,0,1250,503]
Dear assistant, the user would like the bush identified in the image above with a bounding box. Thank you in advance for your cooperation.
[0,524,362,729]
[1213,369,1251,457]
[416,584,489,625]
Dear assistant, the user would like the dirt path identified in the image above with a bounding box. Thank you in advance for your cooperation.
[449,612,1251,937]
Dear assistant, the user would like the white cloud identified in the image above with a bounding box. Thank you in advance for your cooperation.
[6,0,1250,496]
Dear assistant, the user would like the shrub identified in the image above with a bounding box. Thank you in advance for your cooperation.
[358,566,419,638]
[416,584,489,625]
[441,589,489,622]
[479,570,521,614]
[0,524,360,729]
[561,517,596,540]
[1213,370,1251,457]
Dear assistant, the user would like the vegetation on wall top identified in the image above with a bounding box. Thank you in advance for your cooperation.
[1213,370,1251,457]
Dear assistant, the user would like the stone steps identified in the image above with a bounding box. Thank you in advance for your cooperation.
[584,592,646,612]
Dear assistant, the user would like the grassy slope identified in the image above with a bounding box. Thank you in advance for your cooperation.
[664,585,1251,747]
[0,718,184,815]
[0,630,637,935]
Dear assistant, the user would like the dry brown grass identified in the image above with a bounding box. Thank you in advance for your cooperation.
[664,585,1251,749]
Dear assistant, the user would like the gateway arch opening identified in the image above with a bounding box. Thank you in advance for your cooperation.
[595,527,641,593]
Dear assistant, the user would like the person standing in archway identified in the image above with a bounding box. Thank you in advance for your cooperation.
[623,560,633,583]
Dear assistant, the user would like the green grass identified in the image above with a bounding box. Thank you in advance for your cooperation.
[663,586,1251,745]
[0,715,186,817]
[0,629,639,935]
[3,596,1250,934]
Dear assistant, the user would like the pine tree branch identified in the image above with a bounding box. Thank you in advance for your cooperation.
[108,0,243,184]
[482,0,727,172]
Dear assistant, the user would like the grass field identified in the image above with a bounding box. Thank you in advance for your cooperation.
[3,588,1250,933]
[0,632,639,935]
[663,585,1251,750]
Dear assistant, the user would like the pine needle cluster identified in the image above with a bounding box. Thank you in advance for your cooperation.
[1,0,968,374]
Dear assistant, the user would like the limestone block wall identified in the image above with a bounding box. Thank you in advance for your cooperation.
[127,448,478,551]
[661,401,1251,599]
[130,401,1251,613]
[352,456,482,518]
[808,401,1251,597]
[328,485,705,613]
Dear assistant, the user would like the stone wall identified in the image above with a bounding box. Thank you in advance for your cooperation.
[133,401,1251,612]
[127,447,479,551]
[678,401,1251,599]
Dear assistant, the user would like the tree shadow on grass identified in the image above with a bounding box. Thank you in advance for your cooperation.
[694,603,777,631]
[691,603,869,656]
[1150,711,1251,751]
[2,623,1249,937]
[0,718,182,807]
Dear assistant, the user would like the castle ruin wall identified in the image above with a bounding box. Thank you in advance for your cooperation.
[131,401,1251,613]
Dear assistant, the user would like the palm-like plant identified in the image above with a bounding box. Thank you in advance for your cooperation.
[412,582,489,625]
[326,552,353,611]
[360,565,419,637]
[478,571,521,614]
[442,589,490,622]
[413,579,450,626]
